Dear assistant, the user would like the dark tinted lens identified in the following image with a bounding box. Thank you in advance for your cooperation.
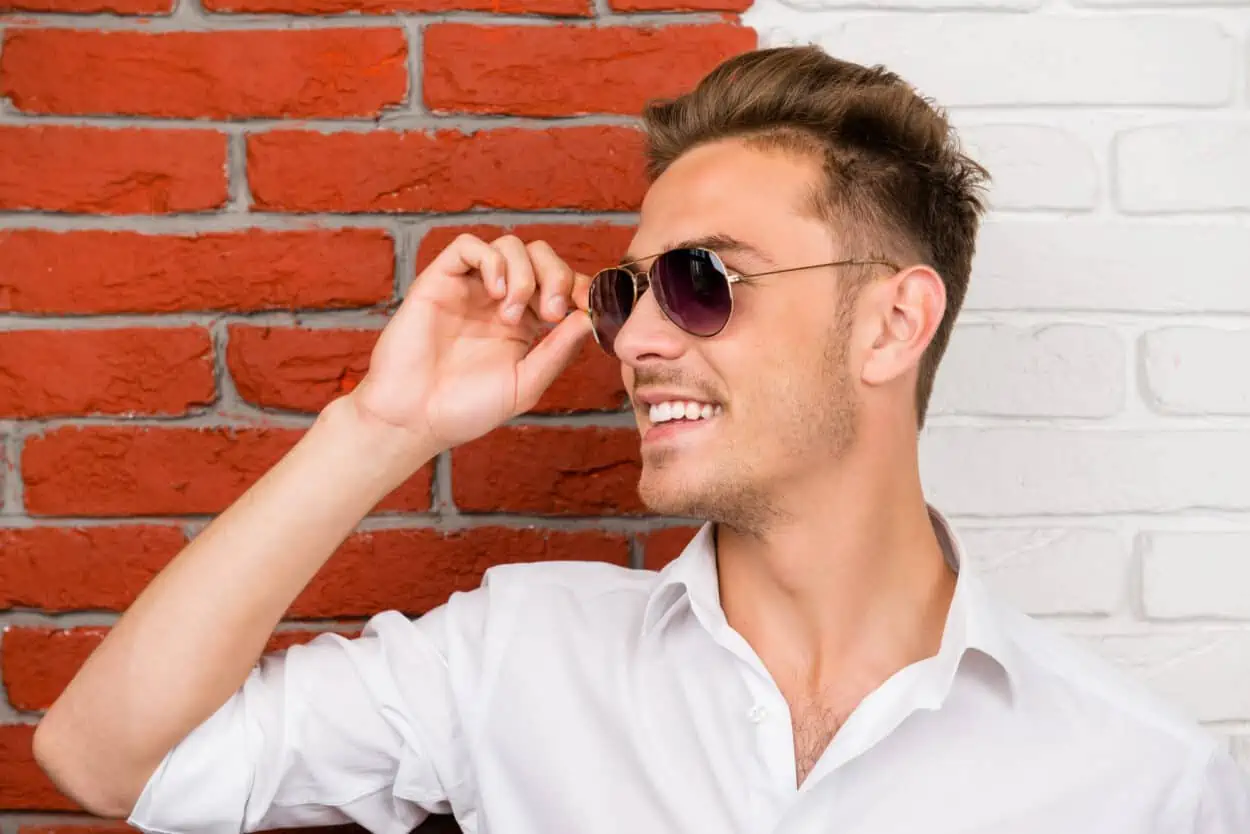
[652,248,732,337]
[588,268,637,355]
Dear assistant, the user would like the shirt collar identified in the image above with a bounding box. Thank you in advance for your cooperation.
[640,506,1020,699]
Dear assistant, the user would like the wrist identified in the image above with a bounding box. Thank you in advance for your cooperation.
[311,395,440,496]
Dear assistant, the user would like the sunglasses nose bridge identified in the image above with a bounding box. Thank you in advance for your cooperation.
[612,275,689,361]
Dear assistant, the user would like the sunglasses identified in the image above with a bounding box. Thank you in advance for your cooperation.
[586,247,900,356]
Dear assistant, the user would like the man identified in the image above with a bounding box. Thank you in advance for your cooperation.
[33,45,1250,833]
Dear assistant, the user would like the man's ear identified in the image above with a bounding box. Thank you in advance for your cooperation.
[860,265,946,387]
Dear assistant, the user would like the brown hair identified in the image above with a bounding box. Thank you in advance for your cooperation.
[641,45,990,428]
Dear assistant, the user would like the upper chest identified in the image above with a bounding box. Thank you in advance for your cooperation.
[460,622,1183,834]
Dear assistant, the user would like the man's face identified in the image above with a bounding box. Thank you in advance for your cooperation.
[615,138,864,530]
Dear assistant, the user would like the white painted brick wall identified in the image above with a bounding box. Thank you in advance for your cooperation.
[1143,328,1250,415]
[1116,123,1250,212]
[931,324,1125,417]
[959,125,1099,211]
[1142,532,1250,619]
[958,526,1130,615]
[745,0,1250,760]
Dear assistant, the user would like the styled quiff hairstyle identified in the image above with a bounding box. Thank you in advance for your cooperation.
[640,45,990,428]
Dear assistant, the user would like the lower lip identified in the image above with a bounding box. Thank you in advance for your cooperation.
[642,416,717,444]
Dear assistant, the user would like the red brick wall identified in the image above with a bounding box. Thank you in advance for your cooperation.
[0,0,748,826]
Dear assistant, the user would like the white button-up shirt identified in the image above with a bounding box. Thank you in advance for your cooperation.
[129,509,1250,834]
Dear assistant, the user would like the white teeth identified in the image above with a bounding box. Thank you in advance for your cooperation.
[648,400,722,424]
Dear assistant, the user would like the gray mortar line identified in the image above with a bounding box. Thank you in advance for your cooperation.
[0,9,726,27]
[0,512,689,532]
[226,130,253,212]
[403,18,427,116]
[0,109,641,130]
[2,432,22,516]
[0,210,640,231]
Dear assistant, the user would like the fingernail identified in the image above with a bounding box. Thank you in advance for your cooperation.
[496,278,507,294]
[548,297,566,317]
[504,303,524,322]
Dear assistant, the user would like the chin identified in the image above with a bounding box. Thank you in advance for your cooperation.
[637,458,768,530]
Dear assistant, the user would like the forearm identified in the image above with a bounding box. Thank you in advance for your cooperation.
[33,395,437,816]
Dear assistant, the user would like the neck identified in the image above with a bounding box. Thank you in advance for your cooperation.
[715,425,956,701]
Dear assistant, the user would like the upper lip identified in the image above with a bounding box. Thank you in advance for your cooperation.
[632,388,721,407]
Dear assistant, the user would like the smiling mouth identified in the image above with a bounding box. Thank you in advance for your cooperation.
[647,399,723,426]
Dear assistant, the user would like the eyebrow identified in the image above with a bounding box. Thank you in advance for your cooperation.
[619,234,777,270]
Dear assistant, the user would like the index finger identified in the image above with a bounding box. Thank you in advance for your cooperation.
[572,270,594,313]
[425,232,507,298]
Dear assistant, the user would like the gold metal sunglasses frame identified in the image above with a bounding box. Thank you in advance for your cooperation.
[586,247,901,354]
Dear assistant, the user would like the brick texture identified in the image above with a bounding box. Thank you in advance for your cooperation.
[809,16,1232,106]
[0,29,408,119]
[452,426,643,515]
[0,725,77,810]
[206,0,589,12]
[0,526,187,611]
[1115,123,1250,213]
[929,324,1125,418]
[0,229,394,314]
[610,0,750,9]
[0,0,170,12]
[247,127,647,213]
[0,126,226,214]
[21,427,432,516]
[423,24,754,116]
[0,328,215,418]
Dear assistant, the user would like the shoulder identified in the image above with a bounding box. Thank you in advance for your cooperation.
[421,557,664,646]
[980,598,1250,827]
[995,600,1217,751]
[474,558,662,628]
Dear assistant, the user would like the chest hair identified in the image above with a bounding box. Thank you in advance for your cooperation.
[790,698,853,786]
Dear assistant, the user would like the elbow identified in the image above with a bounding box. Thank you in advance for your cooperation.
[32,713,145,820]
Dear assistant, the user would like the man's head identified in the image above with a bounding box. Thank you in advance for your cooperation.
[611,45,989,529]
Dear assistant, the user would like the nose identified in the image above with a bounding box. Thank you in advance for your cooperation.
[612,284,688,366]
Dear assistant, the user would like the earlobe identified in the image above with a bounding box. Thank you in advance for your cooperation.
[860,266,945,386]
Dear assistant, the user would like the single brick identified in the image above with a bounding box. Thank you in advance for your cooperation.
[452,426,643,515]
[21,428,431,516]
[205,0,588,14]
[1,29,407,119]
[0,126,226,214]
[0,328,214,418]
[247,127,646,213]
[0,229,394,314]
[423,23,754,116]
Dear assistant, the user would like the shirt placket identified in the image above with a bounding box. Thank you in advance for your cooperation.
[699,609,801,833]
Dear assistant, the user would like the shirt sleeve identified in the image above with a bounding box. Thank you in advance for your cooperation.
[126,596,483,834]
[1190,744,1250,833]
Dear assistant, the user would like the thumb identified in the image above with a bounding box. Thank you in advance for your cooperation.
[514,310,596,414]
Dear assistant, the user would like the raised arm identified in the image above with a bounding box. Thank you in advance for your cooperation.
[32,234,594,817]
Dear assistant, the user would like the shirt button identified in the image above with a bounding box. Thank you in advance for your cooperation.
[747,704,768,723]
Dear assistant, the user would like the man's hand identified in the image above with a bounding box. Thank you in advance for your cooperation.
[349,233,595,457]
